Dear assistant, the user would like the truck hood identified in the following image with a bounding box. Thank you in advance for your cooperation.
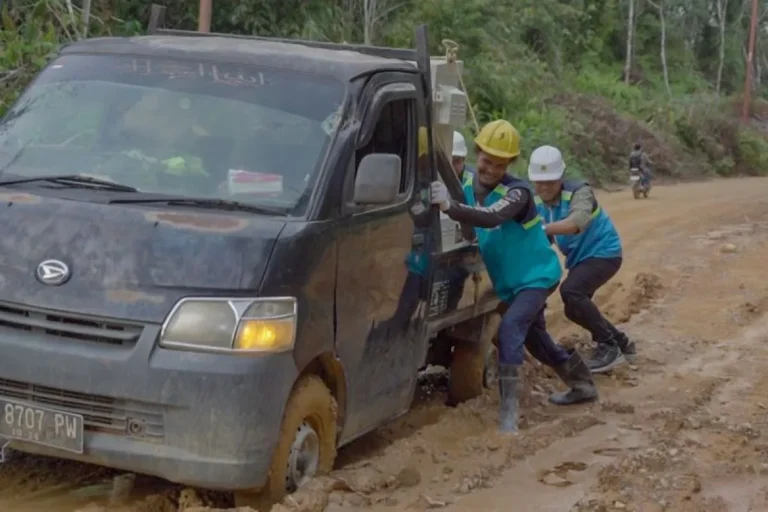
[0,192,286,323]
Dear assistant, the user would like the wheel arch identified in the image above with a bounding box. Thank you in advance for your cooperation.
[297,352,348,442]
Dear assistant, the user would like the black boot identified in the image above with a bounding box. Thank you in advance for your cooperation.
[498,363,521,433]
[614,333,637,363]
[586,341,626,374]
[549,351,599,405]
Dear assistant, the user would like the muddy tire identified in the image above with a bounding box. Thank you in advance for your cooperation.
[235,375,337,508]
[633,188,641,199]
[448,313,502,404]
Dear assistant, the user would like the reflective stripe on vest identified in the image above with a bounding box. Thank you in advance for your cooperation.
[535,192,602,220]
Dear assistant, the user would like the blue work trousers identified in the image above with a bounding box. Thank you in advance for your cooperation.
[497,287,570,367]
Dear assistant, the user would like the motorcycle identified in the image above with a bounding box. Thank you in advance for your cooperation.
[629,167,650,199]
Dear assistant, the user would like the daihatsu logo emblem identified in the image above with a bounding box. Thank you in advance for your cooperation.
[35,259,71,286]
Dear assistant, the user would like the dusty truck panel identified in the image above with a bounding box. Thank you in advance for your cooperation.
[0,10,498,504]
[61,35,417,80]
[1,333,297,489]
[257,221,338,375]
[0,194,284,322]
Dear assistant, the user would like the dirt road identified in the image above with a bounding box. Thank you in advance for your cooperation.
[2,177,768,512]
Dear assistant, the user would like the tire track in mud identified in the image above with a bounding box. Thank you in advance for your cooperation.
[1,178,768,512]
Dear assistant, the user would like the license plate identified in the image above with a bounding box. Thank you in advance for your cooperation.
[0,399,84,454]
[630,175,640,182]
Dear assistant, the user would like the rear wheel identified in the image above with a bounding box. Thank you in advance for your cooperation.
[235,375,337,508]
[448,313,502,404]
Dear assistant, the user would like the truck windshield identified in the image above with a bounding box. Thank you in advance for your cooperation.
[0,54,345,215]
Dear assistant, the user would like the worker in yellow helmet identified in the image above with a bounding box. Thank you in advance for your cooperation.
[430,120,597,434]
[406,126,430,277]
[418,126,429,159]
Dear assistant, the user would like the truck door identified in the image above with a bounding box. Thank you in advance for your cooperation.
[335,80,429,440]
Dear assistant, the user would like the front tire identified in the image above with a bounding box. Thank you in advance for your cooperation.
[236,375,337,508]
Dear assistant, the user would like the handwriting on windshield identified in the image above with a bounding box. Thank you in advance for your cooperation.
[120,59,268,88]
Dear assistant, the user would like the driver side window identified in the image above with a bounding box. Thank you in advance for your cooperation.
[352,97,415,209]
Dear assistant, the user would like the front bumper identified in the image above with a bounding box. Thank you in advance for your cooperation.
[0,322,298,490]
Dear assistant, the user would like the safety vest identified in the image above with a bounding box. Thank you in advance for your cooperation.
[463,173,562,301]
[534,180,622,269]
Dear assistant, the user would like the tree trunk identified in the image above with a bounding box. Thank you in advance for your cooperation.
[363,0,374,44]
[648,0,671,97]
[716,0,730,95]
[624,0,635,84]
[81,0,92,37]
[755,44,761,90]
[554,38,563,76]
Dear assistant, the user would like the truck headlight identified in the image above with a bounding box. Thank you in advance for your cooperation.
[159,297,297,353]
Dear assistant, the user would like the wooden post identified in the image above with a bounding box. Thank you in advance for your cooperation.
[742,0,759,123]
[198,0,212,32]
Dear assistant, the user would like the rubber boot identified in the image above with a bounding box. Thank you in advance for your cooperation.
[549,351,599,405]
[498,363,521,433]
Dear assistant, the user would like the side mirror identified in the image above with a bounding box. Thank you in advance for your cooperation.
[353,153,402,205]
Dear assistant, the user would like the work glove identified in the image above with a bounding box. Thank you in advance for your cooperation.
[430,181,451,212]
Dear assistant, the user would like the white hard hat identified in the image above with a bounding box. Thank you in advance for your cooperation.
[528,145,566,181]
[452,131,468,158]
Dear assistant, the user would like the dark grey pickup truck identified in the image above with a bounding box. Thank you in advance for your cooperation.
[0,5,500,506]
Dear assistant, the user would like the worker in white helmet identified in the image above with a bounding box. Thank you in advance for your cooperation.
[528,145,636,375]
[451,131,474,181]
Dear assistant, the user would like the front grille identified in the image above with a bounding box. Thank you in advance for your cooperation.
[0,378,164,439]
[0,302,142,346]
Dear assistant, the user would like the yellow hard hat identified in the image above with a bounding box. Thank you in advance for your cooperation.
[418,127,428,158]
[474,120,521,160]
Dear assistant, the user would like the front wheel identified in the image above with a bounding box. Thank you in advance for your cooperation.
[235,375,337,508]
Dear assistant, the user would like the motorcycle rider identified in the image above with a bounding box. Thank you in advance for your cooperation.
[528,145,636,374]
[430,121,598,434]
[452,130,475,180]
[629,143,652,187]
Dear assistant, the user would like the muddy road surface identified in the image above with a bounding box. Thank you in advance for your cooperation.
[2,177,768,512]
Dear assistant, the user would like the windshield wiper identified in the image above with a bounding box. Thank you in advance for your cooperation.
[0,174,139,192]
[108,197,285,216]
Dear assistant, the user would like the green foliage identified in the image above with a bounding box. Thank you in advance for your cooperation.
[2,0,768,184]
[736,129,768,176]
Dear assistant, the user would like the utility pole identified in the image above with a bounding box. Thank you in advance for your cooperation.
[742,0,759,123]
[198,0,212,32]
